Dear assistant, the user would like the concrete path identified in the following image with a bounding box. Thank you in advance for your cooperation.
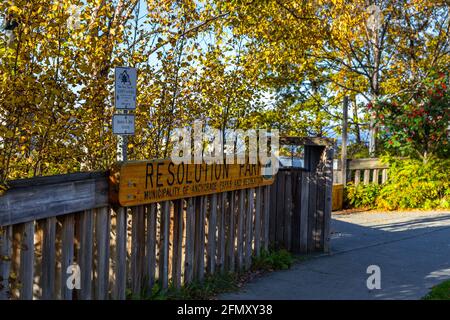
[219,210,450,300]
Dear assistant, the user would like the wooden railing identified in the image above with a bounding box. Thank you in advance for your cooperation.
[0,137,334,300]
[333,158,389,186]
[0,176,271,300]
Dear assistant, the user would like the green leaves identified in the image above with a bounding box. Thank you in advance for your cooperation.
[374,70,450,159]
[345,157,450,211]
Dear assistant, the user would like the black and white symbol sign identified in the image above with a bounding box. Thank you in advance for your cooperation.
[112,114,135,135]
[115,67,137,110]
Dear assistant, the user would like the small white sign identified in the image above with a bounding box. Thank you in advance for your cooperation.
[115,66,137,110]
[112,114,135,135]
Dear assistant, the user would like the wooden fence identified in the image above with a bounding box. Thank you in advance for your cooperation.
[333,158,389,186]
[0,138,334,300]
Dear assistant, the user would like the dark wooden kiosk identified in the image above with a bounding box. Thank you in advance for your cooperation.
[271,137,335,254]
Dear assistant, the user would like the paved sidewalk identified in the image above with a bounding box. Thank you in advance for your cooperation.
[219,210,450,300]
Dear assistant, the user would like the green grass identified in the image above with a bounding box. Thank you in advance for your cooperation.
[131,248,296,300]
[251,248,296,271]
[141,272,240,300]
[422,280,450,300]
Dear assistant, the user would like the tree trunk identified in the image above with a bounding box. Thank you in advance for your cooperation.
[352,96,361,144]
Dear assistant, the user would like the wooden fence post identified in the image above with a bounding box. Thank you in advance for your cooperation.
[95,207,110,300]
[217,193,226,273]
[0,226,13,300]
[159,201,170,290]
[262,186,270,251]
[226,191,236,272]
[207,194,217,275]
[245,188,254,270]
[299,170,309,254]
[184,198,195,285]
[172,200,183,289]
[236,190,245,272]
[79,210,94,300]
[254,187,262,257]
[60,216,74,300]
[322,146,334,253]
[114,207,127,300]
[131,205,145,296]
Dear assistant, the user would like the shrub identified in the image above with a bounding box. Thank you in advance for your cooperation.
[422,279,450,300]
[372,70,450,159]
[376,157,450,210]
[344,183,381,209]
[344,157,450,210]
[251,248,295,271]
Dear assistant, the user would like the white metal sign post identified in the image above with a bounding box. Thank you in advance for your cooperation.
[114,66,137,162]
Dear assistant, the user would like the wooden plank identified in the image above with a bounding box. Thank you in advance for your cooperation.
[159,201,170,290]
[41,218,56,300]
[145,204,157,290]
[0,174,109,227]
[332,184,344,211]
[193,198,200,280]
[323,146,335,253]
[306,146,324,253]
[236,190,245,272]
[226,192,236,272]
[276,172,286,247]
[10,225,22,299]
[308,170,318,253]
[372,169,379,184]
[78,210,94,300]
[242,190,248,268]
[207,194,217,275]
[7,171,107,188]
[291,170,302,253]
[172,200,183,289]
[348,158,389,170]
[20,222,34,300]
[262,186,270,251]
[34,221,44,300]
[354,169,361,186]
[284,174,293,251]
[60,215,74,300]
[254,187,262,257]
[217,193,226,273]
[197,197,206,282]
[363,169,370,185]
[131,205,145,296]
[110,161,275,207]
[315,167,325,251]
[382,169,388,184]
[184,198,195,285]
[245,188,254,270]
[268,176,278,246]
[95,207,110,299]
[114,207,127,300]
[0,225,12,300]
[300,171,310,253]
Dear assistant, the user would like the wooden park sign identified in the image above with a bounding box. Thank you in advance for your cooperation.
[109,160,275,206]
